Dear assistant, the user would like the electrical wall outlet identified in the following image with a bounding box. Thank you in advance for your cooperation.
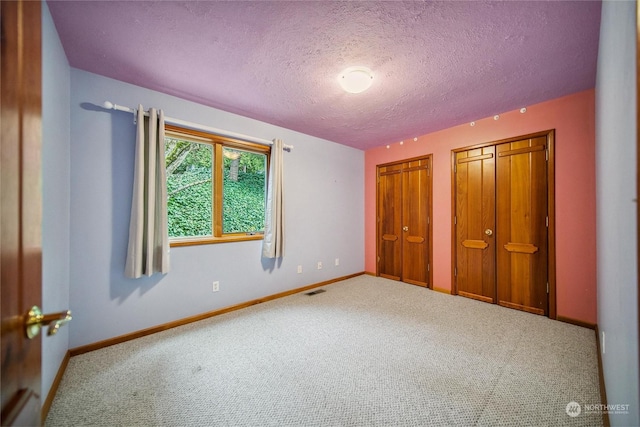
[297,265,303,274]
[212,281,219,292]
[317,261,323,270]
[335,258,340,266]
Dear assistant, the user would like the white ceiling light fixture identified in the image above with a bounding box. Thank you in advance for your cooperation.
[338,66,374,94]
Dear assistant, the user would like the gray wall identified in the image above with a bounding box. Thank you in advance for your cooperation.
[41,1,71,403]
[595,1,639,425]
[68,69,365,348]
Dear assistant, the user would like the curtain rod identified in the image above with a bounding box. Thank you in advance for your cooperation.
[102,101,293,150]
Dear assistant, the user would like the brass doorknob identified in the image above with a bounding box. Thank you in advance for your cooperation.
[402,226,409,232]
[485,229,493,236]
[24,306,72,339]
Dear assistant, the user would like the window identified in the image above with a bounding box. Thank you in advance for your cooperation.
[165,125,269,246]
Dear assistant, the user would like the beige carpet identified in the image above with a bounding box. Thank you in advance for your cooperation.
[46,275,603,426]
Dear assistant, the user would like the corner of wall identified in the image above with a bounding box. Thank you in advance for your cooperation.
[595,1,639,425]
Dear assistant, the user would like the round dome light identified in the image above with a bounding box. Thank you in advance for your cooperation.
[338,66,374,94]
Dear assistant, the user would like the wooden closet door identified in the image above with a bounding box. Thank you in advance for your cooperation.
[378,164,403,280]
[496,137,548,315]
[402,159,430,287]
[455,147,496,302]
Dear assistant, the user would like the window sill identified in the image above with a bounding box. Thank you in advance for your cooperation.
[170,234,264,247]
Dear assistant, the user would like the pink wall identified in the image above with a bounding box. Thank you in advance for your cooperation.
[364,89,597,325]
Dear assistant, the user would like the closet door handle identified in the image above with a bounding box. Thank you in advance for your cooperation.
[484,229,493,236]
[402,226,409,232]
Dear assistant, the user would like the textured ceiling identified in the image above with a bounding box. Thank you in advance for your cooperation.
[47,1,601,151]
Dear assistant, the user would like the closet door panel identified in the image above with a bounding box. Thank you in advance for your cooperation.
[402,159,430,287]
[496,137,548,315]
[455,147,496,302]
[378,164,403,280]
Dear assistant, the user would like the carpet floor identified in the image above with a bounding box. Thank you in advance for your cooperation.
[46,275,603,426]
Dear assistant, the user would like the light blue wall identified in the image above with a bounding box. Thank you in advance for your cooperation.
[595,1,639,425]
[69,69,364,348]
[41,1,71,403]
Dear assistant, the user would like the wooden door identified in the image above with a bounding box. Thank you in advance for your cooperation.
[453,132,554,317]
[402,159,430,287]
[378,164,403,280]
[454,147,496,302]
[496,137,548,315]
[1,1,44,425]
[377,156,432,287]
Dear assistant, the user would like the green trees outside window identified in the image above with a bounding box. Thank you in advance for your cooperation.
[165,129,268,242]
[166,138,213,237]
[222,147,266,234]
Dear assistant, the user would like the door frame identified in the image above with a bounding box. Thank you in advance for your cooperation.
[376,154,433,289]
[450,130,556,319]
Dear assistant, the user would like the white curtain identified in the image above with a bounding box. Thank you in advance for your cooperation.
[125,105,170,278]
[262,138,285,258]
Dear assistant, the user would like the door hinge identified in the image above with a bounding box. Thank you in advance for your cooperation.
[547,282,549,293]
[377,256,380,262]
[545,149,548,161]
[454,267,457,276]
[454,164,457,173]
[546,216,549,227]
[427,264,430,272]
[454,216,457,225]
[427,216,430,225]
